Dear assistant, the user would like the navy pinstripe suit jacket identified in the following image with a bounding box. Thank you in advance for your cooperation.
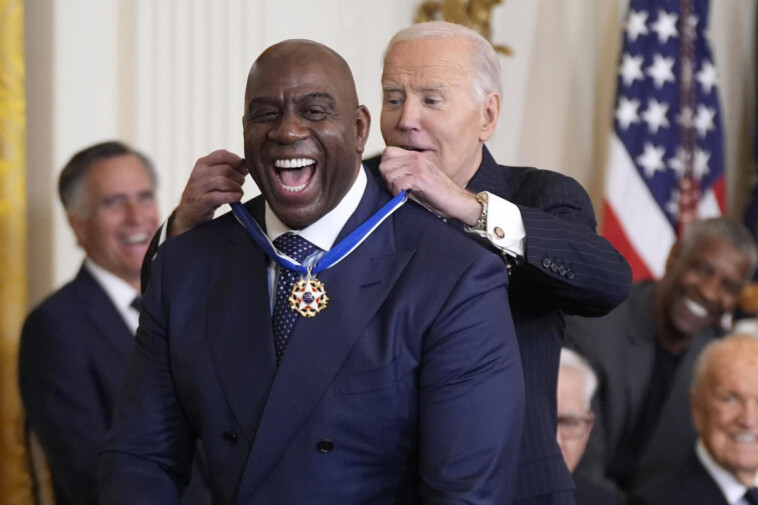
[368,145,632,503]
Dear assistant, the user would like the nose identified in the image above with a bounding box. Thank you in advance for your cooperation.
[397,98,422,132]
[124,199,140,224]
[739,399,758,427]
[697,273,722,306]
[269,111,308,143]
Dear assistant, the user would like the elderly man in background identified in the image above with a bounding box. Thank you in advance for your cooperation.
[557,348,626,505]
[145,22,632,505]
[566,217,758,498]
[633,334,758,505]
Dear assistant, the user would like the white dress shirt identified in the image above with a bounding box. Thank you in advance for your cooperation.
[85,259,141,334]
[697,439,758,505]
[264,166,367,310]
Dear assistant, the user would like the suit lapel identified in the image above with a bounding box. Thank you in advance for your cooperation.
[74,266,134,358]
[236,173,416,500]
[207,198,279,443]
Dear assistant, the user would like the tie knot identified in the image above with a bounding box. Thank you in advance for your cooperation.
[130,295,142,311]
[744,487,758,505]
[273,233,318,263]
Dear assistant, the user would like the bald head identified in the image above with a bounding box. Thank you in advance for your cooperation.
[691,334,758,485]
[246,40,359,110]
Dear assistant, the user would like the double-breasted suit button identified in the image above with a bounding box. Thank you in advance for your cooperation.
[567,269,575,279]
[222,431,238,446]
[316,439,334,453]
[542,257,552,269]
[558,266,567,276]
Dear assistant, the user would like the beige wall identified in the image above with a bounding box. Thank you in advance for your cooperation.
[25,0,758,306]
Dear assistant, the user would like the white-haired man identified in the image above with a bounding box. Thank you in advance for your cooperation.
[633,335,758,505]
[145,22,633,505]
[558,348,625,505]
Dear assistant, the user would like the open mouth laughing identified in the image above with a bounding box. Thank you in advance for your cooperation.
[683,297,709,318]
[274,158,316,192]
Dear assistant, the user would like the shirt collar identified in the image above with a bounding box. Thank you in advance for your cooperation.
[84,259,139,315]
[697,439,758,504]
[264,165,367,251]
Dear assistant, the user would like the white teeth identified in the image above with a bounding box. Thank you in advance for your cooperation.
[277,176,308,192]
[123,232,149,245]
[683,297,708,318]
[733,433,758,443]
[274,158,315,169]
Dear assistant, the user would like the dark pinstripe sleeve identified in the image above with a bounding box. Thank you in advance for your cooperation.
[515,171,632,316]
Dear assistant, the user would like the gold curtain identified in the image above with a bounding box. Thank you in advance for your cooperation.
[0,0,32,503]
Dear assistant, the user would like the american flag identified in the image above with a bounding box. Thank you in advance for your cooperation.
[601,0,724,280]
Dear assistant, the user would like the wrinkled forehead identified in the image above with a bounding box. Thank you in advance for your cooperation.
[709,343,758,380]
[382,38,475,88]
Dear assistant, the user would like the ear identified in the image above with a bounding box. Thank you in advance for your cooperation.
[67,211,86,248]
[354,105,371,154]
[479,92,501,142]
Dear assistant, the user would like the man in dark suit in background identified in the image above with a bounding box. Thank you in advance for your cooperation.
[18,141,160,505]
[146,22,632,505]
[565,218,758,498]
[633,334,758,505]
[99,39,525,504]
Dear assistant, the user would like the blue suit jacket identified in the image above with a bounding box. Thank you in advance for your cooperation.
[99,171,525,504]
[367,146,632,502]
[19,266,135,505]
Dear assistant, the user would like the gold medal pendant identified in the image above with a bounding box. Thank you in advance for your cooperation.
[289,268,329,317]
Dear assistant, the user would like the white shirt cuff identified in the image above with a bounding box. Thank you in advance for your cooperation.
[465,192,525,257]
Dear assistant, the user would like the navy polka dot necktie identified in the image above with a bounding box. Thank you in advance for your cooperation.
[272,233,318,363]
[744,488,758,505]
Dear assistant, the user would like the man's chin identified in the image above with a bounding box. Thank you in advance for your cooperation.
[270,204,324,230]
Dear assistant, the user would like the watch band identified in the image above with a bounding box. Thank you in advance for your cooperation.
[472,191,488,231]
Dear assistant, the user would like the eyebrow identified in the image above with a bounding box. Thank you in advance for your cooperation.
[382,84,447,94]
[245,97,278,115]
[299,92,337,107]
[246,93,337,111]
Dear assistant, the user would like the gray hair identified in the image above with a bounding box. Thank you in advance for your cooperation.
[691,333,758,398]
[559,347,598,409]
[383,21,503,102]
[678,217,758,280]
[58,141,157,218]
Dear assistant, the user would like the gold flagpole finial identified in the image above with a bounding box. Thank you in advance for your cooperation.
[415,0,513,56]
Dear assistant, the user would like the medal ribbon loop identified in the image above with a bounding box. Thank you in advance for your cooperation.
[230,190,407,274]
